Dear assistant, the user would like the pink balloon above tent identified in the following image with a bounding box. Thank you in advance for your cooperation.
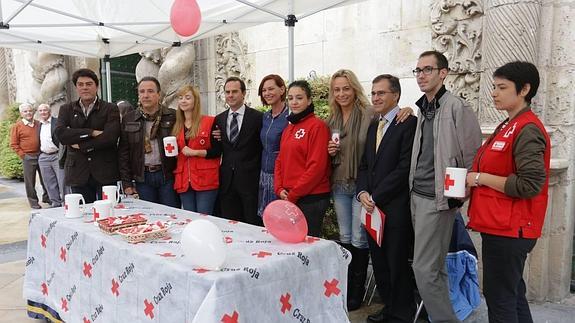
[170,0,202,37]
[263,200,308,243]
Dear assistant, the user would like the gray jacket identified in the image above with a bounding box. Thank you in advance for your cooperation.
[409,89,482,211]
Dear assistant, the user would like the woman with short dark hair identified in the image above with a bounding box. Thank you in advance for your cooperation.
[466,61,550,323]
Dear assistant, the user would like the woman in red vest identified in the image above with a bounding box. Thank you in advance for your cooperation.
[172,85,221,214]
[466,61,550,323]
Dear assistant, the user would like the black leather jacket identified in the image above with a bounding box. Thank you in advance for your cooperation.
[118,106,177,189]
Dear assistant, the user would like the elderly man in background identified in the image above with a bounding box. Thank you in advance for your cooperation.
[37,104,64,207]
[10,103,42,209]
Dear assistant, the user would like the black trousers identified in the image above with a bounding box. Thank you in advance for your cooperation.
[481,233,537,323]
[218,174,261,226]
[71,175,116,204]
[368,224,416,322]
[296,196,330,237]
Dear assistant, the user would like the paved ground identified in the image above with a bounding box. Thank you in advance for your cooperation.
[1,177,575,322]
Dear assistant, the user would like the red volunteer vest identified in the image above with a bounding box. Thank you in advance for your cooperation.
[468,110,550,238]
[173,116,220,193]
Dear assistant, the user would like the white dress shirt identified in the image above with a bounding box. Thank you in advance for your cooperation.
[40,119,58,154]
[226,104,246,138]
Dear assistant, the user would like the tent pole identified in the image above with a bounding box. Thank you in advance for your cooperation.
[285,15,297,84]
[104,55,112,102]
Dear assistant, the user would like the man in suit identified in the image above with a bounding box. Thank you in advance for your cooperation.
[37,103,65,207]
[357,74,417,323]
[55,68,120,203]
[214,77,263,225]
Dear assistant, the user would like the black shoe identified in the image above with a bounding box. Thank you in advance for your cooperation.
[367,306,389,323]
[31,204,42,209]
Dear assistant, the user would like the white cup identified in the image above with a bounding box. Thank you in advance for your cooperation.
[92,200,113,222]
[102,185,120,206]
[444,167,468,198]
[64,194,85,218]
[331,130,340,145]
[163,136,178,157]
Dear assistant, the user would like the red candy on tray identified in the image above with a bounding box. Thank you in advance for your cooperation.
[117,222,170,244]
[98,213,147,234]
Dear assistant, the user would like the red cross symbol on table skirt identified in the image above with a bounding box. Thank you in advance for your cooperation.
[252,251,272,258]
[60,246,67,262]
[280,293,292,314]
[444,174,455,190]
[83,261,92,278]
[40,234,46,248]
[165,143,175,154]
[193,268,210,274]
[221,311,239,323]
[157,252,176,257]
[324,278,341,297]
[111,279,120,296]
[41,282,48,295]
[144,299,155,319]
[83,317,91,323]
[61,298,68,312]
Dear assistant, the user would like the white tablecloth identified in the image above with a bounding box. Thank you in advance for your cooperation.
[23,198,351,323]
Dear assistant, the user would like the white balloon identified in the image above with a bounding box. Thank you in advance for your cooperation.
[180,219,227,270]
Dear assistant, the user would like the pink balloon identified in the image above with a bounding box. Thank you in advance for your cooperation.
[170,0,202,37]
[263,200,308,243]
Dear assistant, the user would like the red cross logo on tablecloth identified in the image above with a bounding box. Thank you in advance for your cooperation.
[61,297,68,312]
[60,246,67,262]
[193,268,210,274]
[111,279,120,296]
[41,282,48,295]
[225,236,233,244]
[305,236,320,244]
[280,293,292,314]
[83,317,91,323]
[228,220,238,224]
[115,204,125,209]
[157,252,176,257]
[165,143,175,153]
[252,251,272,258]
[221,311,239,323]
[144,299,155,319]
[324,278,341,297]
[40,234,46,248]
[444,174,455,190]
[83,261,92,278]
[170,214,178,219]
[93,207,100,220]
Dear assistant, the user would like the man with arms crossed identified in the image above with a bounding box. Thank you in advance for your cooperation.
[409,51,482,322]
[357,74,417,323]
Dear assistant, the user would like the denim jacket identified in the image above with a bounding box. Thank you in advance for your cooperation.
[260,107,288,173]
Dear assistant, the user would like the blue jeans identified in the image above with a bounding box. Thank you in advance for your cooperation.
[332,182,367,249]
[136,171,180,208]
[180,188,218,215]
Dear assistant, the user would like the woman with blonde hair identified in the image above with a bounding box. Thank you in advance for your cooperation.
[327,69,411,311]
[172,85,221,214]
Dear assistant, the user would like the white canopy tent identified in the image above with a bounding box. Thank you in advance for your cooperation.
[0,0,365,100]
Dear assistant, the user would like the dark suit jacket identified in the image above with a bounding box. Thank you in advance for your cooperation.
[356,114,417,228]
[55,98,120,186]
[214,105,263,193]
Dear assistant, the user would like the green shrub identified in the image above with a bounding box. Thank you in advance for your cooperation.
[0,103,24,179]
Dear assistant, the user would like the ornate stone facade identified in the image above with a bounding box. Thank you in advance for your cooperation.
[29,52,68,114]
[431,0,484,114]
[0,48,17,116]
[215,32,252,110]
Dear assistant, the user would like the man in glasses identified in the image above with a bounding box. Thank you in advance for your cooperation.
[409,51,481,322]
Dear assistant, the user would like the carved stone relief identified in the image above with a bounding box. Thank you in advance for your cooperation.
[479,0,541,125]
[215,32,252,110]
[136,45,195,110]
[0,49,11,116]
[29,52,68,115]
[431,0,484,114]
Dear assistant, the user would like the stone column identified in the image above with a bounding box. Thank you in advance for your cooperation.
[0,48,17,118]
[479,0,542,125]
[29,52,68,116]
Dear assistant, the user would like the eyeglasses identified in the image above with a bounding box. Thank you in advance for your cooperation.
[369,91,395,98]
[412,66,442,76]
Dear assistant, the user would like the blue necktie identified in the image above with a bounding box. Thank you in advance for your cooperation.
[229,112,239,143]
